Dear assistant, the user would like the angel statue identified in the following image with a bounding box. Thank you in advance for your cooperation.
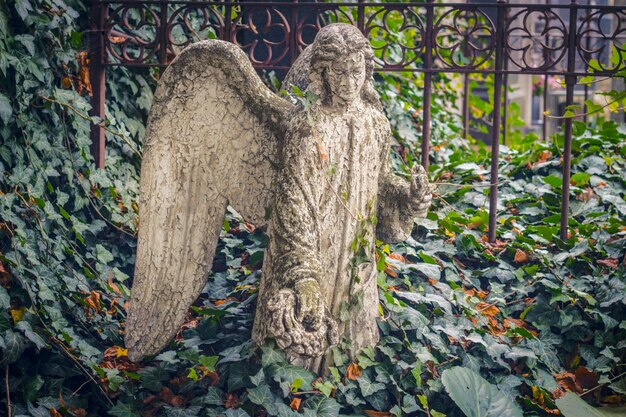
[125,23,432,374]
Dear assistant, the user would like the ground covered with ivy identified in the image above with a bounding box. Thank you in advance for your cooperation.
[1,1,625,417]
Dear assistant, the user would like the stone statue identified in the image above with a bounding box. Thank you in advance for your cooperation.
[125,24,432,374]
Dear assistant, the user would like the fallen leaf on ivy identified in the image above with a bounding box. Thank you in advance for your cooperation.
[554,371,583,394]
[71,408,87,417]
[10,306,25,323]
[388,253,407,263]
[574,366,599,390]
[384,266,398,278]
[104,346,124,360]
[0,261,11,287]
[75,51,92,96]
[476,302,500,317]
[347,363,362,380]
[224,393,240,409]
[214,297,238,306]
[598,258,619,269]
[514,249,529,263]
[364,411,392,417]
[109,35,126,44]
[290,397,301,411]
[159,387,174,404]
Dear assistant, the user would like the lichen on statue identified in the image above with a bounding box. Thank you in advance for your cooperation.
[124,23,431,375]
[252,24,432,373]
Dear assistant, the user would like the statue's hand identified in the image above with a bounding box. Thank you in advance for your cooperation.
[294,278,324,331]
[408,165,433,218]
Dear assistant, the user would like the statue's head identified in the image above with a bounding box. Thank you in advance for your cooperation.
[308,24,378,107]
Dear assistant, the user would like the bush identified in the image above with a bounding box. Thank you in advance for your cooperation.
[1,2,625,417]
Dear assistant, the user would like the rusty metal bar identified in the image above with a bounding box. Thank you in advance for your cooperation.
[582,3,591,124]
[488,0,506,243]
[502,73,508,146]
[501,5,510,146]
[357,0,365,33]
[560,0,579,240]
[89,0,107,169]
[224,0,233,41]
[463,73,470,140]
[420,0,435,170]
[158,2,169,65]
[543,73,549,141]
[290,0,298,65]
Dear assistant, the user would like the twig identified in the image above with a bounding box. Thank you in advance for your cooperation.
[579,370,626,397]
[70,378,92,397]
[49,337,114,406]
[546,97,625,120]
[435,356,460,368]
[5,366,11,417]
[475,298,527,314]
[433,179,510,188]
[40,95,142,158]
[291,390,322,396]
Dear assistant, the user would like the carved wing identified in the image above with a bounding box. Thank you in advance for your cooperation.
[125,40,292,362]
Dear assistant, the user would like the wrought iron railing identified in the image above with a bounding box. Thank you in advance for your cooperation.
[88,0,626,241]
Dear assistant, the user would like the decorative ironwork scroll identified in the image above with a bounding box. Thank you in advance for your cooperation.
[90,0,626,242]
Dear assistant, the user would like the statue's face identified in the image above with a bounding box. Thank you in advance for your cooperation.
[324,53,366,104]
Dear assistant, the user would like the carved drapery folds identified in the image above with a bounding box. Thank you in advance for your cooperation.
[125,24,432,373]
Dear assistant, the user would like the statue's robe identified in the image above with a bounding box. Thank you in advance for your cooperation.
[253,98,412,372]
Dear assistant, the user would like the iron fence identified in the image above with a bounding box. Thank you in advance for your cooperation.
[88,0,626,241]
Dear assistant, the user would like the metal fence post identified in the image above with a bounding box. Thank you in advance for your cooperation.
[420,0,435,170]
[543,73,549,141]
[89,0,107,169]
[224,0,233,41]
[290,0,299,65]
[560,0,579,240]
[488,0,507,243]
[158,2,169,66]
[463,73,470,140]
[357,0,365,34]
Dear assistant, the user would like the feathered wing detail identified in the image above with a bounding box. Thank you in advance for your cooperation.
[125,40,292,362]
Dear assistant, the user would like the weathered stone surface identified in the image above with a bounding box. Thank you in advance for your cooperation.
[125,24,432,373]
[125,41,292,362]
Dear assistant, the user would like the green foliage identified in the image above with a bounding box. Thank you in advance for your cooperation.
[441,367,523,417]
[1,2,625,417]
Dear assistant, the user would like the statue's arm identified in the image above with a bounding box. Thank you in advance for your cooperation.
[376,137,432,243]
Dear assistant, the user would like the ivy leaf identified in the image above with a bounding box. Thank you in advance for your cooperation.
[0,287,9,309]
[357,375,386,396]
[247,384,276,413]
[266,363,315,392]
[0,92,11,124]
[14,0,33,21]
[0,330,25,365]
[555,392,615,417]
[138,365,170,392]
[108,402,140,417]
[15,321,46,349]
[224,409,251,417]
[441,367,523,417]
[163,406,202,417]
[200,387,224,406]
[302,396,340,417]
[261,342,287,366]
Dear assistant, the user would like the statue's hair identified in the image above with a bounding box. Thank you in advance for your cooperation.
[308,24,381,109]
